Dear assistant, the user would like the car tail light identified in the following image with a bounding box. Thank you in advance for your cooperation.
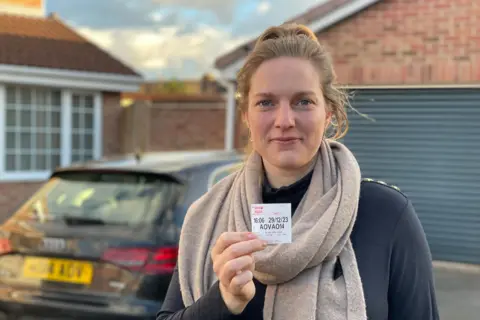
[0,239,11,254]
[102,246,178,275]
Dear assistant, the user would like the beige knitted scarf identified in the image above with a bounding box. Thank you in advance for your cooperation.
[178,140,367,320]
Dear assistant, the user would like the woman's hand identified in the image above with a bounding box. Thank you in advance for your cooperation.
[211,232,267,315]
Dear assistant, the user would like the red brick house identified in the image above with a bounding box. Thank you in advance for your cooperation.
[0,1,142,216]
[216,0,480,84]
[214,0,480,265]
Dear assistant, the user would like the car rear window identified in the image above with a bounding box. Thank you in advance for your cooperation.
[13,171,182,225]
[208,162,243,189]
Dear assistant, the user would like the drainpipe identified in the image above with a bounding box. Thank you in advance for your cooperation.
[215,76,236,151]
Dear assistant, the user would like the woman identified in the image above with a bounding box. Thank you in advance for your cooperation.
[157,23,439,320]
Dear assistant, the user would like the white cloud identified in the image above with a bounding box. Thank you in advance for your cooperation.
[78,29,114,48]
[149,12,164,22]
[77,25,249,79]
[257,2,271,15]
[151,0,238,23]
[68,0,326,79]
[143,58,167,69]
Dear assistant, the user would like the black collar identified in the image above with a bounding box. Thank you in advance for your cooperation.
[263,169,314,195]
[261,170,314,215]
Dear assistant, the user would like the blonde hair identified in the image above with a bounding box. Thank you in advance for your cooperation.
[236,23,349,151]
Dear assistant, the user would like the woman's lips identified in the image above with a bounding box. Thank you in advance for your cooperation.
[271,137,300,144]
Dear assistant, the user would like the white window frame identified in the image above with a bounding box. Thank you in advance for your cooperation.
[0,84,102,182]
[68,89,102,165]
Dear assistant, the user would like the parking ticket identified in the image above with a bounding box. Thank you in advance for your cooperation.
[250,203,292,244]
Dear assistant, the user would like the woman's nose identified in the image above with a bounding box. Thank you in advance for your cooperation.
[274,102,295,128]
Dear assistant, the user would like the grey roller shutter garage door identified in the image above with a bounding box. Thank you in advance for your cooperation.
[343,88,480,265]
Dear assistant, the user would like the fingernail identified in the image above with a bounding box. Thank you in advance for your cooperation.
[247,233,257,239]
[262,241,268,247]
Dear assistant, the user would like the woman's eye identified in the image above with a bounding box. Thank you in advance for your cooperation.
[297,99,313,106]
[256,100,273,107]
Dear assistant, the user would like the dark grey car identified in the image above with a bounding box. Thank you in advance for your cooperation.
[0,151,244,319]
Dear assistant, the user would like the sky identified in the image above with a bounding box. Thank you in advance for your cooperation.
[45,0,326,80]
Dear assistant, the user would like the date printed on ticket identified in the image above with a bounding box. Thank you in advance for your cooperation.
[250,203,292,244]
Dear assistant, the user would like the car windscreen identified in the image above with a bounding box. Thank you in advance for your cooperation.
[13,171,182,225]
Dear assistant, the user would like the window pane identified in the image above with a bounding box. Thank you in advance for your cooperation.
[72,133,81,149]
[21,132,31,149]
[20,154,31,171]
[71,94,95,163]
[84,134,93,150]
[20,110,32,127]
[5,85,65,173]
[6,154,16,171]
[84,113,93,129]
[51,133,61,149]
[35,154,47,170]
[84,95,94,109]
[52,91,61,106]
[6,87,16,104]
[36,133,47,149]
[6,110,16,127]
[72,112,81,129]
[72,153,81,163]
[35,110,47,127]
[36,89,47,105]
[84,152,94,161]
[20,88,32,105]
[6,132,16,149]
[51,111,61,127]
[51,154,61,169]
[72,95,81,108]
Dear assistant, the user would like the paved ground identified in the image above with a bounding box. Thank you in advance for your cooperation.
[434,265,480,320]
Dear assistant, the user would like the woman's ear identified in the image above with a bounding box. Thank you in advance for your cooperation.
[242,111,250,129]
[325,110,333,128]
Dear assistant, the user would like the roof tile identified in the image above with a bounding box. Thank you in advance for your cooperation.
[0,13,140,76]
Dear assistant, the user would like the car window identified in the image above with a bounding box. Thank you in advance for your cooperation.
[12,171,181,226]
[208,162,243,190]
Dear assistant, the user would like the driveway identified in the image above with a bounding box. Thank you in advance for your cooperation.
[434,264,480,320]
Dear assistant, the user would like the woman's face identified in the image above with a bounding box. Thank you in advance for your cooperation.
[244,56,331,173]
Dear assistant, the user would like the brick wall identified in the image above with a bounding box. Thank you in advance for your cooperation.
[102,92,123,156]
[0,181,40,222]
[146,100,226,151]
[317,0,480,85]
[119,94,231,152]
[235,108,249,152]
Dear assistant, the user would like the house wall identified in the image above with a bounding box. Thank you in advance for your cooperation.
[0,181,41,222]
[318,0,480,85]
[148,101,226,151]
[121,99,228,153]
[235,108,249,152]
[102,92,123,156]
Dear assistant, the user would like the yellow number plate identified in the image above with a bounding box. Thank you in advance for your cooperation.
[22,257,93,285]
